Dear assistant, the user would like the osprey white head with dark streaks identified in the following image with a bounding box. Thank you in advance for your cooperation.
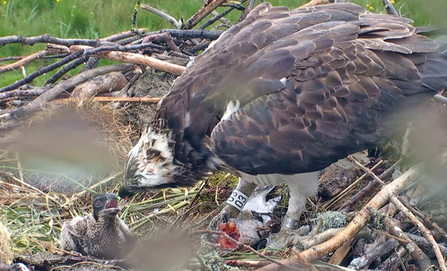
[120,2,447,247]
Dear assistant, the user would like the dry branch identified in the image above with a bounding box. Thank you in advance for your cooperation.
[348,238,399,269]
[398,196,447,241]
[381,214,432,270]
[0,50,47,74]
[301,0,332,7]
[140,3,182,29]
[0,50,84,93]
[70,45,185,75]
[185,0,228,29]
[53,97,161,104]
[348,155,385,185]
[340,159,401,212]
[71,72,128,99]
[256,163,424,271]
[383,0,399,15]
[390,196,447,271]
[323,159,383,210]
[6,64,135,118]
[0,34,114,47]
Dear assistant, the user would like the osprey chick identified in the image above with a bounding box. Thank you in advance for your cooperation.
[61,193,135,259]
[121,3,447,247]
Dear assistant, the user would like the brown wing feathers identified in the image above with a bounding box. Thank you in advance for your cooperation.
[156,3,447,174]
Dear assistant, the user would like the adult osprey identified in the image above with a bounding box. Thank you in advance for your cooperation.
[121,2,447,247]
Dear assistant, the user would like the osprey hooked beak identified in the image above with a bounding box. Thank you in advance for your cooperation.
[120,126,179,199]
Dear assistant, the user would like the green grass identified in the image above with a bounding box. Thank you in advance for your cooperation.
[0,0,439,87]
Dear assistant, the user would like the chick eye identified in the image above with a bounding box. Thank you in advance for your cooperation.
[94,199,103,207]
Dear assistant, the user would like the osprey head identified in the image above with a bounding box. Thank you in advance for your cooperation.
[120,125,178,198]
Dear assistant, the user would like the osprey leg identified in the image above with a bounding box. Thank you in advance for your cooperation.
[267,171,319,248]
[208,178,256,229]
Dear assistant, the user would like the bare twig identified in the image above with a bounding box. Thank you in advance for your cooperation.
[434,94,447,104]
[348,238,399,269]
[53,96,161,104]
[140,3,181,29]
[381,213,432,270]
[0,56,25,62]
[0,34,114,47]
[398,196,447,241]
[224,260,270,268]
[407,233,447,258]
[323,159,383,210]
[390,195,447,271]
[0,50,47,74]
[0,50,84,93]
[185,0,228,30]
[45,57,89,85]
[140,33,181,53]
[382,0,399,15]
[0,87,46,102]
[201,7,234,30]
[257,163,424,270]
[7,64,135,118]
[340,158,401,212]
[103,28,148,42]
[120,29,223,45]
[70,45,185,75]
[348,155,385,185]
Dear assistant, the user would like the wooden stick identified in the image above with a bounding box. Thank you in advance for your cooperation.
[390,196,447,271]
[256,163,424,271]
[53,97,161,104]
[382,0,399,15]
[323,160,383,210]
[301,0,331,7]
[7,64,135,118]
[0,50,47,74]
[340,159,401,212]
[434,94,447,104]
[348,155,385,185]
[70,45,185,75]
[381,213,432,270]
[140,3,181,29]
[398,196,447,241]
[185,0,228,29]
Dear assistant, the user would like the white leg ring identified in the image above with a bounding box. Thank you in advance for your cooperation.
[226,189,249,211]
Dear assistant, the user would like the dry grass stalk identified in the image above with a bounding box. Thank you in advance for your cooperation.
[0,221,13,264]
